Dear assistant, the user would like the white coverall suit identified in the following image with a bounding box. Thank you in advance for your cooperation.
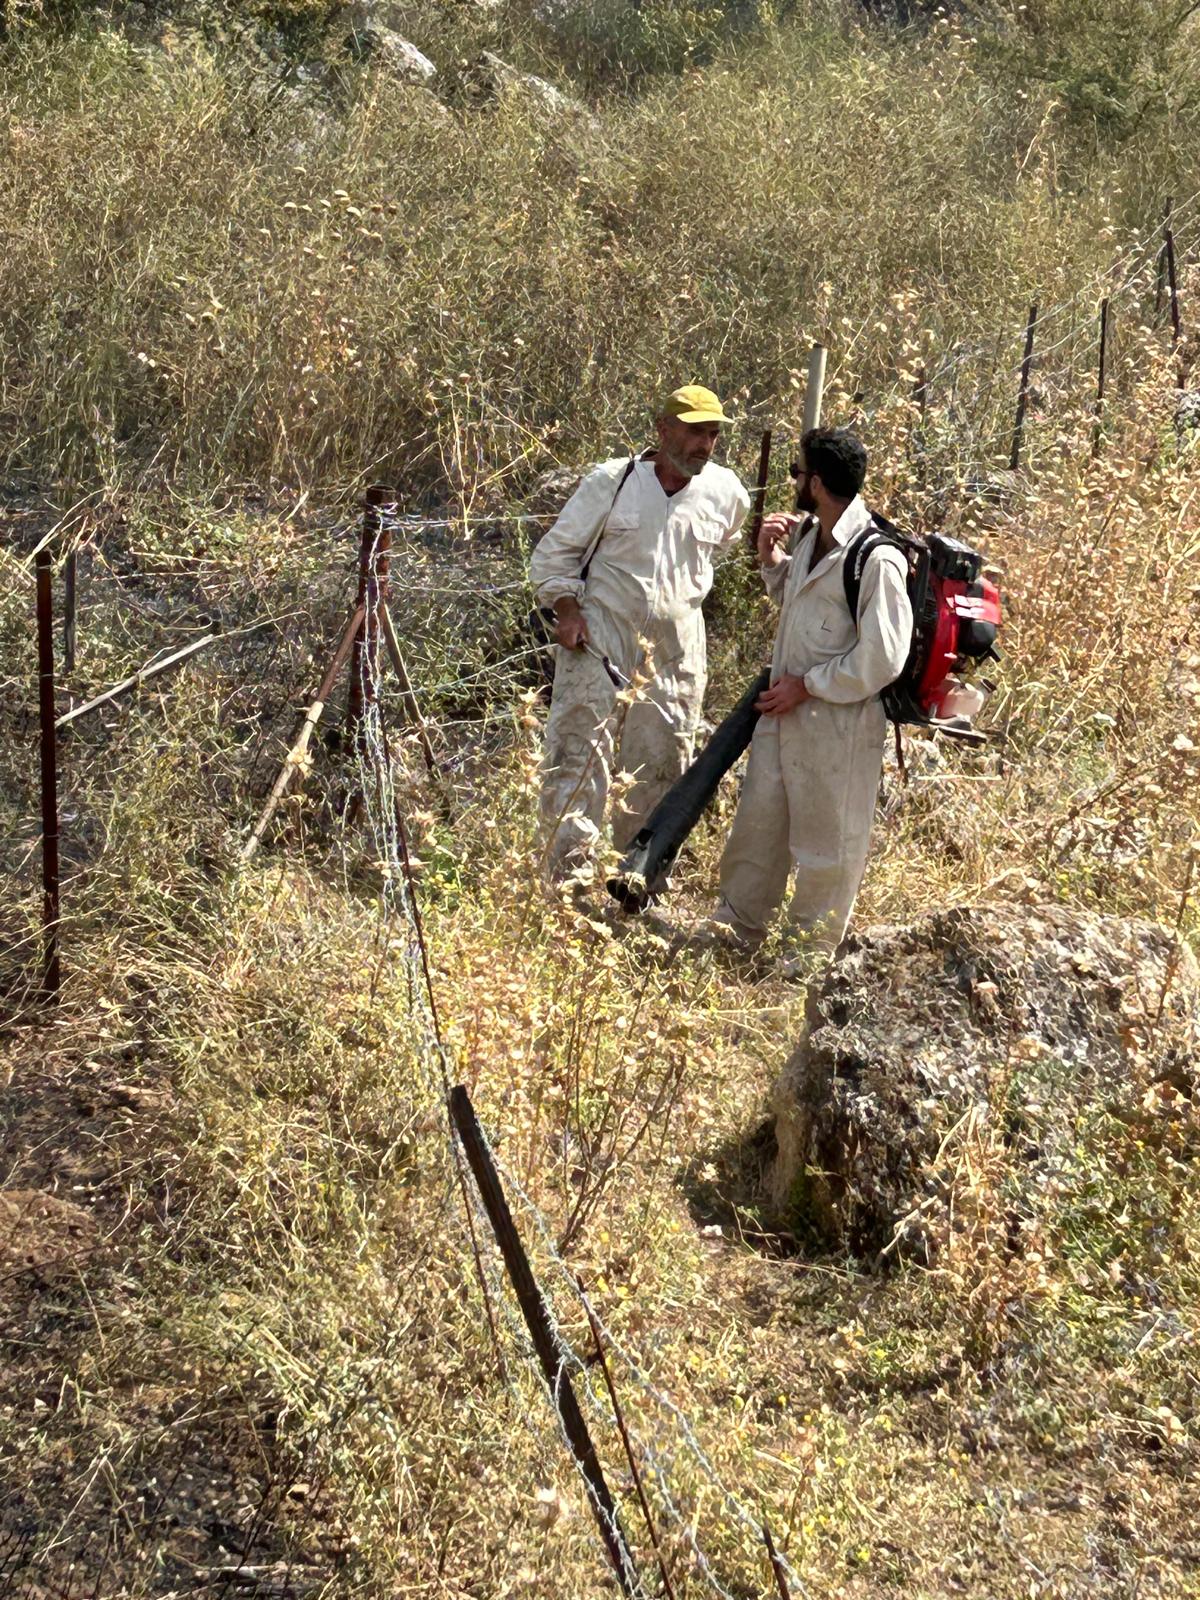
[717,496,913,948]
[531,455,749,876]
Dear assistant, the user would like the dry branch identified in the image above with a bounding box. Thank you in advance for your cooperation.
[55,633,220,728]
[242,605,365,861]
[380,602,438,779]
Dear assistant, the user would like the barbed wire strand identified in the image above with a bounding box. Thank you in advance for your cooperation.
[352,515,813,1597]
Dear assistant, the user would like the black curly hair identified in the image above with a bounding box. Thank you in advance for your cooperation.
[800,427,868,499]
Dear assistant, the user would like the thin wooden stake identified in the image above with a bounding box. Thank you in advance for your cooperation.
[1092,297,1110,459]
[242,604,366,861]
[1009,301,1039,471]
[55,633,219,728]
[762,1515,792,1600]
[448,1085,639,1598]
[379,602,438,781]
[35,549,61,1001]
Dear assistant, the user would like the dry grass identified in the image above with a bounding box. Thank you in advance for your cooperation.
[3,6,1198,499]
[2,3,1200,1596]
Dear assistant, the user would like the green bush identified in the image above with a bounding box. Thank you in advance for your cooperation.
[975,0,1200,148]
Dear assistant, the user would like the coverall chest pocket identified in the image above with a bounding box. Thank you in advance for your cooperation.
[805,594,855,652]
[686,511,727,551]
[596,513,642,563]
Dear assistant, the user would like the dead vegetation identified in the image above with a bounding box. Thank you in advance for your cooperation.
[2,2,1200,1596]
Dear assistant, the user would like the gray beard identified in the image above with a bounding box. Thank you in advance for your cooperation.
[664,447,704,479]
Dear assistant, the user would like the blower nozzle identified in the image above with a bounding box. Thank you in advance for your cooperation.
[607,667,770,913]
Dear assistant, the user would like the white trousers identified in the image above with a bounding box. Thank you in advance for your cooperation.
[539,602,705,879]
[717,696,888,949]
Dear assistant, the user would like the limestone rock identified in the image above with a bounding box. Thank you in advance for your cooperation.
[465,51,593,123]
[292,60,340,93]
[767,904,1199,1260]
[1176,390,1200,434]
[344,25,437,85]
[340,0,425,27]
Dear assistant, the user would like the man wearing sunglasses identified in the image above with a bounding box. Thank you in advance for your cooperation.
[713,427,912,956]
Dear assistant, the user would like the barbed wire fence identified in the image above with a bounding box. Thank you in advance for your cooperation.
[342,498,812,1598]
[312,199,1195,1595]
[9,196,1197,1594]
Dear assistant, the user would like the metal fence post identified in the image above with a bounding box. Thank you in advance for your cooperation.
[63,545,77,675]
[35,549,61,1001]
[346,484,395,754]
[802,344,827,433]
[1092,297,1110,459]
[1155,197,1172,321]
[911,364,929,485]
[1164,216,1183,388]
[448,1085,640,1596]
[745,428,772,553]
[1009,301,1039,471]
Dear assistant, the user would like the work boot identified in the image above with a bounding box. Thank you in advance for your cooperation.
[681,916,760,961]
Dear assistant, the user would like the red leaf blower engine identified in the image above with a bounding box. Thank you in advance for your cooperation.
[607,520,1002,912]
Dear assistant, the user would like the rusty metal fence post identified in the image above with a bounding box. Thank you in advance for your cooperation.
[745,428,772,554]
[63,545,77,675]
[1092,297,1110,459]
[1155,197,1172,322]
[1164,214,1184,388]
[346,484,394,755]
[1009,301,1039,471]
[911,364,929,485]
[35,548,61,1001]
[448,1085,639,1597]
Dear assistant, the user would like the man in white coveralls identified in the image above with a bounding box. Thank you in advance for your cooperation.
[714,427,912,951]
[531,385,750,882]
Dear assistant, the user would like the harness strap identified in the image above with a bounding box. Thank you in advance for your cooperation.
[579,453,642,583]
[842,514,909,620]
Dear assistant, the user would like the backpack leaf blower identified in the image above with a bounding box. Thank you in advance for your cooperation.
[843,518,1002,739]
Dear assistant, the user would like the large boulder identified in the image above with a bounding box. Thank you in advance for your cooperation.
[768,904,1199,1260]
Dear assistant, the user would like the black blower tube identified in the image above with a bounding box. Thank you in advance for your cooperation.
[607,667,771,913]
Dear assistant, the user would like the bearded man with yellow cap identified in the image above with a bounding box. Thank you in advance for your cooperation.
[531,385,750,882]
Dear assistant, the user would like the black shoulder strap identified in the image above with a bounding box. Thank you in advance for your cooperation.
[842,514,909,620]
[579,454,640,582]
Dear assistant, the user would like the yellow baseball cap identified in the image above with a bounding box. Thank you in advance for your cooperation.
[660,384,732,424]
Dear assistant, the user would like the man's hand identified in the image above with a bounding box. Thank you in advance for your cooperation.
[755,673,810,715]
[554,596,590,650]
[758,511,802,567]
